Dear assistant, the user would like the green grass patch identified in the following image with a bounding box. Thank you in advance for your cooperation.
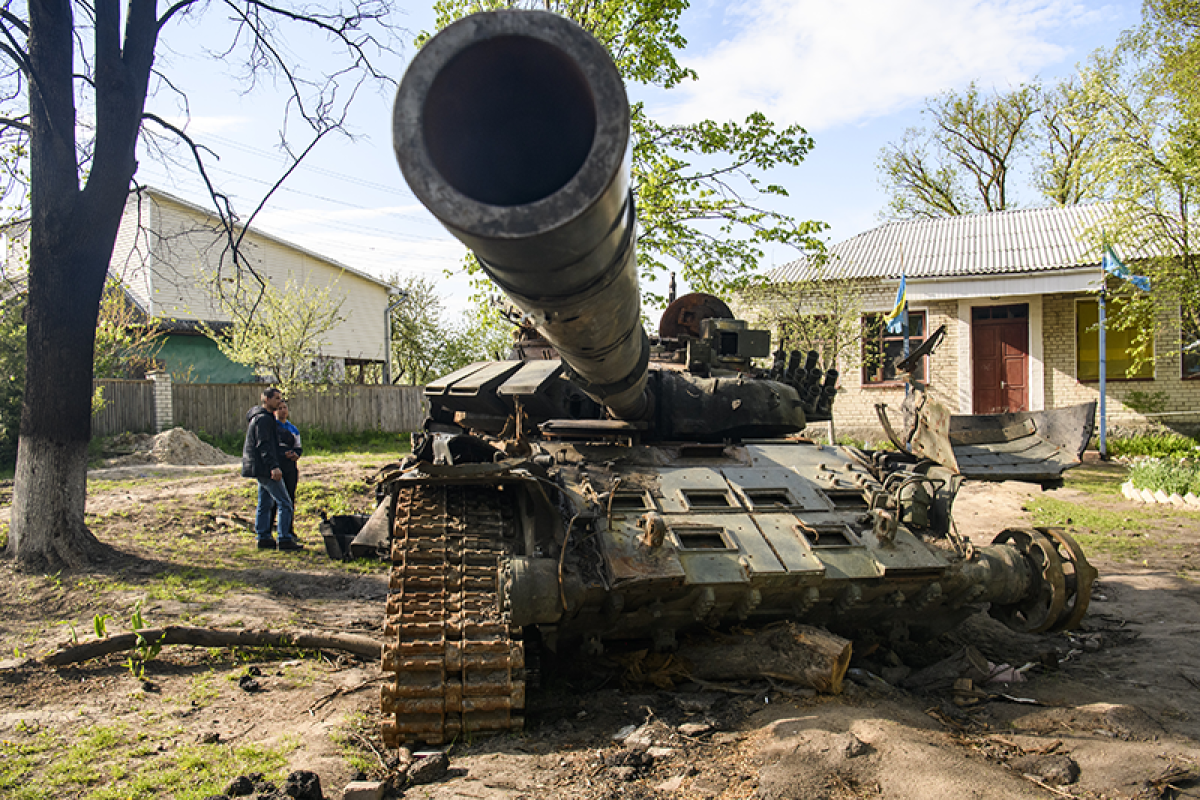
[0,722,295,800]
[294,479,375,521]
[196,429,410,459]
[1026,494,1200,561]
[1128,458,1200,496]
[1106,431,1200,459]
[330,712,384,778]
[75,567,249,605]
[1059,463,1128,496]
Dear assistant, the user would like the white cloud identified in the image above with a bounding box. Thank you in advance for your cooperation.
[659,0,1105,130]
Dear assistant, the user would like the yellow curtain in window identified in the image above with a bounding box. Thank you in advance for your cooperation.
[1077,297,1154,381]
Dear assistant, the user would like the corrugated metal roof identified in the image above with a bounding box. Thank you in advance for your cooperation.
[770,203,1144,283]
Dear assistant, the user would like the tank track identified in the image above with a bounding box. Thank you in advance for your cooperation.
[380,483,525,746]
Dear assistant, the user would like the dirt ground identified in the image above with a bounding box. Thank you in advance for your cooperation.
[2,453,1200,799]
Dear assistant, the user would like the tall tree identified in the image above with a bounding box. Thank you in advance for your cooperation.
[425,0,827,304]
[878,82,1039,218]
[1077,31,1200,371]
[1035,77,1109,207]
[1,0,398,570]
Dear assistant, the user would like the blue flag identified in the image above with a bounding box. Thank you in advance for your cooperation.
[884,275,906,334]
[1102,245,1151,292]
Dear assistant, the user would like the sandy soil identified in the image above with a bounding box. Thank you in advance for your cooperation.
[2,458,1200,800]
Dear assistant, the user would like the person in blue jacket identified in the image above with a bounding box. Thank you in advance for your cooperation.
[269,399,303,541]
[241,388,302,551]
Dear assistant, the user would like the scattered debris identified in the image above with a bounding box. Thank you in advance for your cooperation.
[406,751,449,785]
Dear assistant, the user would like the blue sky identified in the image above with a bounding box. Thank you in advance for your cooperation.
[133,0,1143,317]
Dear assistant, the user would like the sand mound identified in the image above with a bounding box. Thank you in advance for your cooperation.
[105,428,239,467]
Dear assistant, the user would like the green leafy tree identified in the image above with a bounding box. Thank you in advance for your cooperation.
[203,275,347,397]
[878,82,1040,218]
[424,0,826,304]
[1035,77,1110,207]
[1,0,399,570]
[93,279,164,380]
[388,274,514,385]
[1077,33,1200,372]
[745,256,866,374]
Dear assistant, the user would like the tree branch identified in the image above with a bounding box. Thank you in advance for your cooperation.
[40,625,382,666]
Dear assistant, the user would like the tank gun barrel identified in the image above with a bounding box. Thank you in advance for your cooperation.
[392,10,651,419]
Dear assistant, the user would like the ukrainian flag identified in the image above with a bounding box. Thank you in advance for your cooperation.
[884,275,906,334]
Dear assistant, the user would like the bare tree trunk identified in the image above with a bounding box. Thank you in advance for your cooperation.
[8,0,156,570]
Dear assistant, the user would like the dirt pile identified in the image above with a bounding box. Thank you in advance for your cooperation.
[104,427,239,467]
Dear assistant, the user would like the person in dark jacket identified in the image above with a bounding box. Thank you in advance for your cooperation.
[242,387,302,551]
[268,399,302,539]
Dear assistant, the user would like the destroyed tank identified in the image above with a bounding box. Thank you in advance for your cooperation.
[375,9,1097,746]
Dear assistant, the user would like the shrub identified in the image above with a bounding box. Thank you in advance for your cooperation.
[1128,457,1200,496]
[1106,431,1200,459]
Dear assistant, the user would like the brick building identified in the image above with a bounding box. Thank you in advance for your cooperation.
[754,204,1200,442]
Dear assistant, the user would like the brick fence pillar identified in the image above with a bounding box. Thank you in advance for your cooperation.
[145,369,173,432]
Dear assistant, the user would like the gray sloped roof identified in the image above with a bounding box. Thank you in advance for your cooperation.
[770,203,1130,283]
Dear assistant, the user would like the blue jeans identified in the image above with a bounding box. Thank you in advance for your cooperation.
[255,477,295,543]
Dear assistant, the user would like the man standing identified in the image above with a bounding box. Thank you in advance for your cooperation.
[242,387,303,551]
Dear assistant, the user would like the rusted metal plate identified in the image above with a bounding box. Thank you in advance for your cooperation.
[658,292,733,339]
[603,522,687,585]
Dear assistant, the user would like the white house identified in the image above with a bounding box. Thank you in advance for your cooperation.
[109,187,397,383]
[761,204,1200,440]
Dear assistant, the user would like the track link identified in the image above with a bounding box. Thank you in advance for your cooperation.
[380,483,525,746]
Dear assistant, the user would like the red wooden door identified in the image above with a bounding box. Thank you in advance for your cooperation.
[972,305,1029,414]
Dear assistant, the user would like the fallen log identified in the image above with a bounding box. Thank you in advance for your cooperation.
[41,626,382,667]
[679,622,852,694]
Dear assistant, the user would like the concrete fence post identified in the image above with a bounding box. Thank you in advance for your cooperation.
[145,369,174,432]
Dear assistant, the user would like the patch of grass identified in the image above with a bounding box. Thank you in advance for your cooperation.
[196,429,410,460]
[79,567,250,604]
[1106,431,1200,459]
[187,671,221,706]
[1128,458,1200,496]
[1026,494,1200,561]
[86,476,163,493]
[294,479,375,521]
[203,484,257,508]
[303,429,409,458]
[331,712,384,778]
[194,431,243,456]
[1060,463,1128,496]
[0,723,294,800]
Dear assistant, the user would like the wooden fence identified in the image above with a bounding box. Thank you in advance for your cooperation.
[93,379,155,436]
[89,380,427,438]
[173,383,428,437]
